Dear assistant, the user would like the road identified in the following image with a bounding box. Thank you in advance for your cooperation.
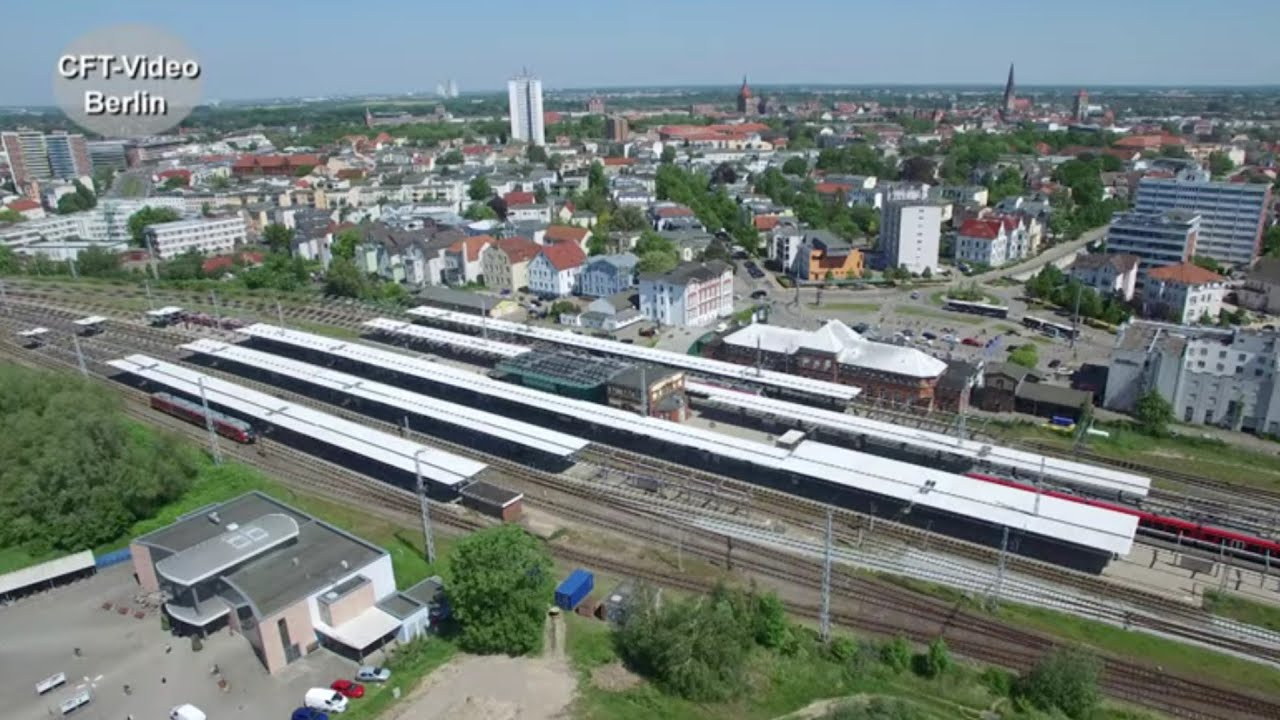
[973,225,1107,282]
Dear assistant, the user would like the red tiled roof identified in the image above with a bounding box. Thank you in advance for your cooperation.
[959,219,1003,240]
[450,234,493,262]
[157,169,191,179]
[656,206,694,218]
[539,241,586,271]
[6,199,40,212]
[754,215,781,231]
[544,111,563,125]
[202,251,264,274]
[815,182,853,195]
[1146,262,1223,285]
[233,153,322,170]
[493,236,541,264]
[503,191,537,206]
[601,157,636,166]
[461,145,492,156]
[1000,216,1021,232]
[543,224,589,245]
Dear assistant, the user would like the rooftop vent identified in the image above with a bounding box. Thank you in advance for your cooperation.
[208,511,221,524]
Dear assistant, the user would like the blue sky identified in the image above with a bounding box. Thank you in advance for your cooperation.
[6,0,1278,104]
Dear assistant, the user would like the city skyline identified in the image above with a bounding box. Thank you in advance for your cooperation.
[4,0,1279,105]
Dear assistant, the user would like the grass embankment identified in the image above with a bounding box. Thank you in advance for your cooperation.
[1203,590,1280,633]
[1000,423,1280,491]
[564,613,1161,720]
[882,575,1280,698]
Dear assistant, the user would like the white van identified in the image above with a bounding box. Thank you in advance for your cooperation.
[170,705,207,720]
[304,688,349,714]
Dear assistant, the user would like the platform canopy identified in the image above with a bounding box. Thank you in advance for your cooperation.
[16,327,49,337]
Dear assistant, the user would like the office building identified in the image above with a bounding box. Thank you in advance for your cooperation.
[880,200,943,274]
[507,72,546,146]
[605,115,630,143]
[1133,177,1271,267]
[1,131,92,187]
[144,216,247,260]
[1104,321,1280,434]
[1104,209,1200,276]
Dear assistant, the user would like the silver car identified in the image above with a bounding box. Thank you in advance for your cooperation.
[356,666,391,683]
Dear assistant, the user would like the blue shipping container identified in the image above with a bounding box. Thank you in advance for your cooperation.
[554,569,594,611]
[1050,416,1074,427]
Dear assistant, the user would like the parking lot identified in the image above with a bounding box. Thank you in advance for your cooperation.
[4,564,353,720]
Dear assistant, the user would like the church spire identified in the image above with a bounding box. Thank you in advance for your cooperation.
[1002,63,1016,114]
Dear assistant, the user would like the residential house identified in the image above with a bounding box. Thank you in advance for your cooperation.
[5,198,45,220]
[931,185,990,207]
[574,294,643,332]
[1238,257,1280,315]
[482,236,541,293]
[578,253,639,297]
[1069,253,1140,301]
[528,241,587,297]
[443,235,493,285]
[1141,262,1226,324]
[638,260,733,327]
[503,191,551,224]
[953,216,1027,268]
[356,222,464,286]
[543,224,591,252]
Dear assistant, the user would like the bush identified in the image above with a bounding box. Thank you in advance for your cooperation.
[446,525,554,655]
[1014,646,1102,720]
[827,635,859,663]
[912,637,951,678]
[879,636,912,674]
[979,666,1014,697]
[822,697,928,720]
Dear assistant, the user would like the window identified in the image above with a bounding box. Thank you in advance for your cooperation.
[1216,363,1224,372]
[1185,407,1194,422]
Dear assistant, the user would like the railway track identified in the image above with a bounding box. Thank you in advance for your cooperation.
[2,311,1279,718]
[8,295,1280,660]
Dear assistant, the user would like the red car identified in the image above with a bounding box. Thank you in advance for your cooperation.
[961,337,982,347]
[331,679,365,699]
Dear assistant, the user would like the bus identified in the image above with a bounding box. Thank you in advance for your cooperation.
[1022,315,1080,340]
[943,299,1010,319]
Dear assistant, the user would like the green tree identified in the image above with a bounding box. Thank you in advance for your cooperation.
[879,636,912,674]
[322,258,369,298]
[586,235,609,256]
[610,205,648,232]
[1134,390,1174,437]
[549,300,577,316]
[781,156,809,176]
[0,367,199,555]
[534,185,548,203]
[75,246,122,277]
[464,203,498,221]
[660,145,677,164]
[1192,255,1224,274]
[160,176,187,191]
[331,228,361,261]
[1007,344,1039,369]
[1014,646,1102,720]
[899,156,936,183]
[127,206,182,246]
[447,525,554,655]
[0,245,18,275]
[210,175,231,190]
[588,161,607,192]
[1264,225,1280,258]
[638,250,678,274]
[614,584,755,701]
[438,149,464,165]
[913,638,951,678]
[262,223,295,255]
[986,166,1025,203]
[56,180,98,214]
[468,176,493,202]
[526,145,548,163]
[0,208,25,223]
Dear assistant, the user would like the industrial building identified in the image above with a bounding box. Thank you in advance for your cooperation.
[129,492,442,674]
[493,349,688,420]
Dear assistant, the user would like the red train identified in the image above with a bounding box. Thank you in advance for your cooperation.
[150,392,257,444]
[964,471,1280,561]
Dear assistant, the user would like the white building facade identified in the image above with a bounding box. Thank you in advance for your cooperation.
[144,217,247,260]
[1104,210,1200,277]
[638,261,733,327]
[1140,262,1225,324]
[507,73,546,146]
[1133,177,1270,267]
[880,200,943,274]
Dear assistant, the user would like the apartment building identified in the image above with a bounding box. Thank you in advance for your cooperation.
[1104,321,1280,434]
[1104,209,1200,276]
[1133,177,1271,267]
[1,131,92,188]
[638,260,733,327]
[1140,262,1225,324]
[144,217,247,260]
[953,216,1027,268]
[880,200,943,274]
[507,73,546,146]
[1068,253,1140,301]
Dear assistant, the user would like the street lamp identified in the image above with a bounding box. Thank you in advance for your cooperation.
[413,449,436,565]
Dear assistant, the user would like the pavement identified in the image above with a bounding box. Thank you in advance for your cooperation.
[3,564,357,720]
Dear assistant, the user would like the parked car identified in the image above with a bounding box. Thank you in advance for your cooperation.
[304,688,349,714]
[852,322,870,334]
[961,337,982,347]
[331,680,365,699]
[909,291,920,300]
[1048,359,1062,369]
[901,329,914,337]
[169,705,207,720]
[291,709,328,720]
[356,666,391,683]
[751,289,768,299]
[922,331,937,340]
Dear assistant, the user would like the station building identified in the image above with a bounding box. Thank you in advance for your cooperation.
[493,349,689,419]
[708,320,948,409]
[130,492,442,674]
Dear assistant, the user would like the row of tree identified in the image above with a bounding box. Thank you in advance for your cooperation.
[1024,265,1132,326]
